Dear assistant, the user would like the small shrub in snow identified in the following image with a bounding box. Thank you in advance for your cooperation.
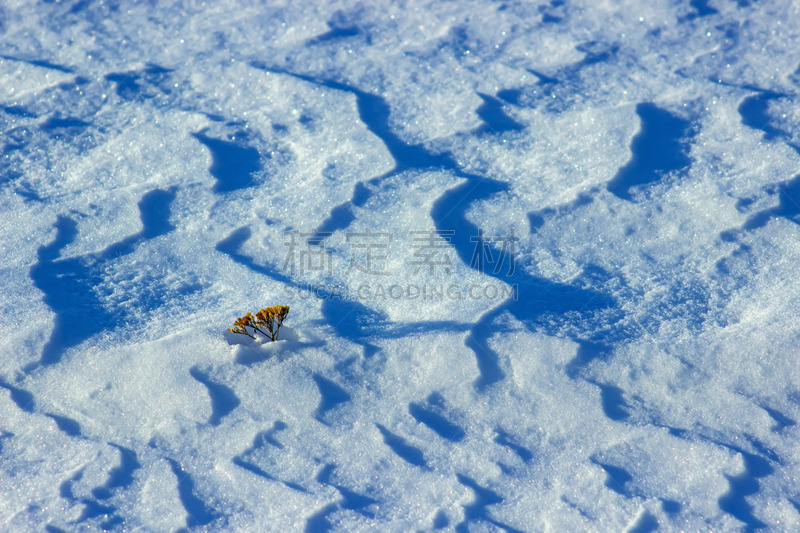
[229,305,290,341]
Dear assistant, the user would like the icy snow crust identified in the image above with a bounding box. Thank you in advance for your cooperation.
[2,0,800,530]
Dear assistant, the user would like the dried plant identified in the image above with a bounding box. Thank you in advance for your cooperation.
[228,305,290,341]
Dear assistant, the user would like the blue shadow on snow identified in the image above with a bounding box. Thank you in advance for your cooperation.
[455,474,524,533]
[29,188,176,368]
[607,102,693,201]
[312,373,352,424]
[165,458,219,528]
[189,366,241,426]
[192,130,262,193]
[305,463,378,532]
[375,423,428,468]
[408,401,466,442]
[738,90,786,141]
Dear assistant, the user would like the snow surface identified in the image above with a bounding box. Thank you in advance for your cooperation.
[2,0,800,531]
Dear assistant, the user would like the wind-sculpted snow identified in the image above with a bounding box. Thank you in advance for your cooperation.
[166,458,220,529]
[41,442,142,530]
[94,444,142,501]
[718,447,772,531]
[606,103,695,201]
[587,380,631,422]
[375,423,428,468]
[494,428,534,464]
[431,172,619,391]
[249,63,457,239]
[762,405,796,433]
[1,54,75,73]
[0,378,83,438]
[3,0,800,531]
[688,0,718,18]
[305,464,379,532]
[0,378,36,413]
[656,424,779,531]
[193,130,263,193]
[105,63,172,102]
[46,413,82,437]
[408,396,467,443]
[232,426,309,493]
[28,188,176,367]
[474,92,526,135]
[59,469,116,527]
[591,458,637,498]
[738,89,789,141]
[464,305,507,389]
[455,474,525,533]
[312,374,352,424]
[189,366,241,427]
